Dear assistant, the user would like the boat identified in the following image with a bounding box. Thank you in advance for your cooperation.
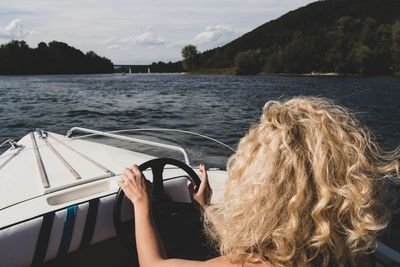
[0,127,229,267]
[0,127,399,267]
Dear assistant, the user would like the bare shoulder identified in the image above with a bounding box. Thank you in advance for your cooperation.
[205,257,273,267]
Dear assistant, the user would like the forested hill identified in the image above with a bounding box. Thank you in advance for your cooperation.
[0,40,114,75]
[194,0,400,75]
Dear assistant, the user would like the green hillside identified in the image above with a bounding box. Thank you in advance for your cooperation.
[191,0,400,75]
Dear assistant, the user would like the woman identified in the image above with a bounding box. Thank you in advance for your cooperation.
[118,97,399,267]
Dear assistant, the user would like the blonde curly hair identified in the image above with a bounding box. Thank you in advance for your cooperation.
[205,97,399,267]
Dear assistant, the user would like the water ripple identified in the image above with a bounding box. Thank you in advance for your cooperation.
[0,74,398,152]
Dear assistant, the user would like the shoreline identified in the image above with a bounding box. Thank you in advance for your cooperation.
[303,72,339,76]
[188,69,398,77]
[0,71,398,77]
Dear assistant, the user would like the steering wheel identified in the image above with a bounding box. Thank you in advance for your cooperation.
[113,158,202,256]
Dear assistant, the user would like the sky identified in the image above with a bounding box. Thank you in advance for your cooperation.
[0,0,316,64]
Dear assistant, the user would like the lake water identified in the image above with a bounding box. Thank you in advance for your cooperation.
[0,73,399,249]
[0,74,399,149]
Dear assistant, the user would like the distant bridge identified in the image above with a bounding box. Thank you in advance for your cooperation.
[113,64,149,69]
[114,62,182,73]
[114,64,151,73]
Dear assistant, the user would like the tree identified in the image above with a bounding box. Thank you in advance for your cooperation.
[392,20,400,73]
[263,32,319,74]
[263,51,283,73]
[181,44,199,71]
[347,42,373,74]
[360,18,378,45]
[0,40,114,74]
[234,49,263,75]
[325,16,359,73]
[38,42,48,50]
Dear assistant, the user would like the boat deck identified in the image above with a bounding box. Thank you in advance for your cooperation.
[0,131,227,229]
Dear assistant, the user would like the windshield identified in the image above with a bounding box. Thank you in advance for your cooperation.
[69,128,236,170]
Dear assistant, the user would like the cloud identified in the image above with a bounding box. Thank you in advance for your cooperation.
[0,19,35,39]
[116,32,166,45]
[106,44,120,50]
[104,31,166,49]
[99,37,116,45]
[132,32,166,45]
[192,25,240,46]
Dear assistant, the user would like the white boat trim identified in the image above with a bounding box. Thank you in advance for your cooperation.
[43,136,81,180]
[48,133,114,175]
[31,132,51,188]
[44,173,112,194]
[0,145,24,171]
[66,127,191,165]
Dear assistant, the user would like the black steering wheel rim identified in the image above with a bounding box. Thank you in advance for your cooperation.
[113,157,201,248]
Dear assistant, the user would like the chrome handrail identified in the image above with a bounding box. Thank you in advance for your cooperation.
[66,127,191,166]
[0,139,20,149]
[100,128,236,152]
[375,241,400,267]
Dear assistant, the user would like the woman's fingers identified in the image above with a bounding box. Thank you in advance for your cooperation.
[187,163,212,208]
[123,168,134,183]
[118,164,149,205]
[119,168,138,198]
[123,168,138,190]
[187,180,195,195]
[199,163,206,173]
[198,163,210,192]
[129,164,144,184]
[199,163,208,179]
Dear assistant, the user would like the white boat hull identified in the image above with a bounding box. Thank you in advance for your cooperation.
[0,130,227,266]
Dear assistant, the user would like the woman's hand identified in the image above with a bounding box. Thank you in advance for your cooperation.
[118,164,149,208]
[188,163,213,209]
